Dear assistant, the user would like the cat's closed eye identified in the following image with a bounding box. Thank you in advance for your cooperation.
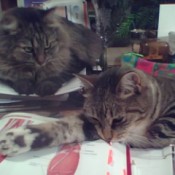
[44,43,51,52]
[23,47,33,54]
[112,117,124,129]
[89,117,101,126]
[45,40,59,53]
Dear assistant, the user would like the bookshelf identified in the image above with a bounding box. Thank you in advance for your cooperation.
[0,0,17,11]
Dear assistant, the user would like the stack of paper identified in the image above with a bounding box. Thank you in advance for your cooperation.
[0,69,85,113]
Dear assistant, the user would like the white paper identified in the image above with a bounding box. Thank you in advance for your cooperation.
[0,69,86,97]
[130,146,174,175]
[158,4,175,38]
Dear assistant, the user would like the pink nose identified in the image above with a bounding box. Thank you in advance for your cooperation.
[37,55,45,65]
[102,129,113,143]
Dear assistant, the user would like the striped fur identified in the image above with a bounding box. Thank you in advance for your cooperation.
[0,7,103,96]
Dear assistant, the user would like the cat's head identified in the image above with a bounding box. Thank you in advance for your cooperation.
[78,66,156,146]
[0,7,102,69]
[0,8,63,67]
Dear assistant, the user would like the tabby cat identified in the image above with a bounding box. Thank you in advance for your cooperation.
[0,65,175,156]
[0,7,103,96]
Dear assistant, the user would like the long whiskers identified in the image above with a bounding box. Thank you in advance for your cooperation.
[0,63,35,72]
[127,134,152,148]
[127,133,163,148]
[11,64,34,69]
[112,133,163,148]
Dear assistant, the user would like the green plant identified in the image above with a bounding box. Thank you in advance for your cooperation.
[109,5,160,46]
[107,0,163,46]
[116,14,135,38]
[105,0,133,46]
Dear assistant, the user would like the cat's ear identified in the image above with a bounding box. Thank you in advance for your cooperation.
[75,74,98,97]
[44,8,65,27]
[0,14,18,34]
[116,71,141,99]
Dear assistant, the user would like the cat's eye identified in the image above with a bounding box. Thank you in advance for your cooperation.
[89,117,101,125]
[44,44,51,51]
[112,117,124,128]
[23,47,33,53]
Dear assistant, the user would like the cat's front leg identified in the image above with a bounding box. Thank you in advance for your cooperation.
[35,69,74,96]
[13,79,35,95]
[35,76,62,96]
[0,127,39,156]
[0,70,35,95]
[0,115,99,156]
[0,66,35,95]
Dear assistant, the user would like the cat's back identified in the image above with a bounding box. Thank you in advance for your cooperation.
[153,74,175,115]
[155,74,175,95]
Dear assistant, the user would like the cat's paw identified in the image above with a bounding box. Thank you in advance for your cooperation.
[35,80,61,96]
[0,127,38,156]
[13,79,35,95]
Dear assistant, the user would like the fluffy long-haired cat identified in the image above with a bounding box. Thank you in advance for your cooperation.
[0,7,103,96]
[0,65,175,156]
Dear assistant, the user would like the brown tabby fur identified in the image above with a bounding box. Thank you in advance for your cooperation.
[0,7,103,96]
[1,65,175,156]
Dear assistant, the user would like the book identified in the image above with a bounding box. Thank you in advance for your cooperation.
[0,112,174,175]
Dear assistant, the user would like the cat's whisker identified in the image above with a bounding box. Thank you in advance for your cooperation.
[126,133,162,148]
[128,133,150,144]
[10,64,34,69]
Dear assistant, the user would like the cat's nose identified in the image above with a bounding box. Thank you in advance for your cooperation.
[102,129,112,143]
[105,137,112,143]
[37,55,45,65]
